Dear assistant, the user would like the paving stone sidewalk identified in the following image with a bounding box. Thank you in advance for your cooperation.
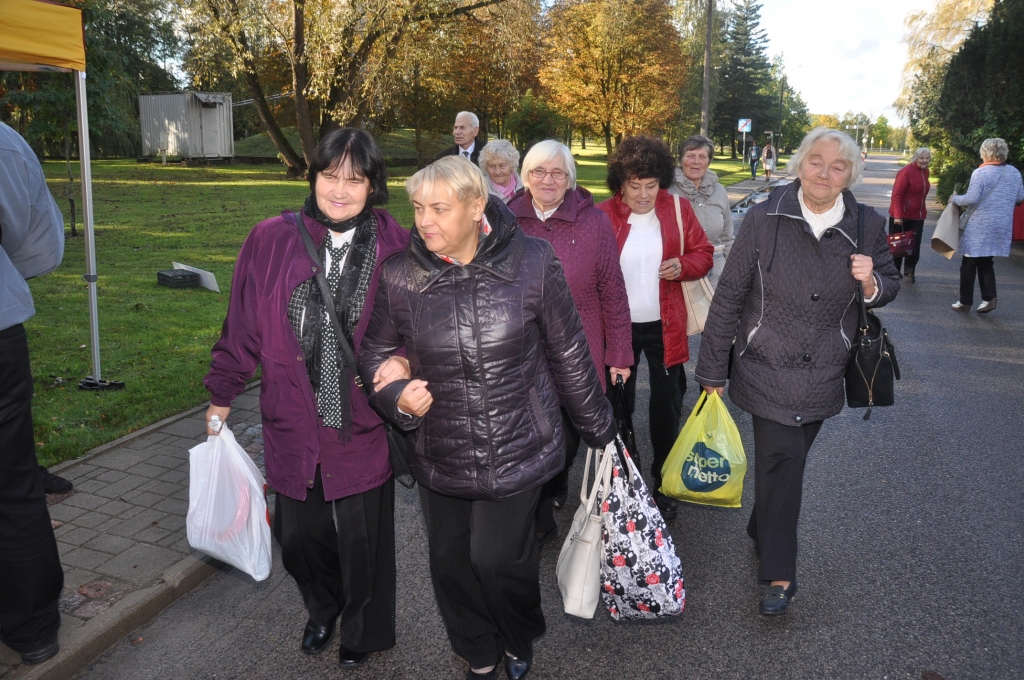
[0,385,265,680]
[725,168,792,207]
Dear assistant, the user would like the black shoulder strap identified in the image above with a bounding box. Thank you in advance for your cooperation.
[856,204,868,329]
[289,211,362,388]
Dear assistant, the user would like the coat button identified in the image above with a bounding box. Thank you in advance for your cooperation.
[311,266,317,272]
[824,230,833,238]
[811,293,820,301]
[297,355,303,361]
[802,354,811,362]
[307,479,314,486]
[794,415,803,423]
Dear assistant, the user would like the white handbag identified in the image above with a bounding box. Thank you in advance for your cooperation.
[672,195,716,336]
[556,442,614,619]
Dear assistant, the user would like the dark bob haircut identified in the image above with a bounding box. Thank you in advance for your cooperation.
[606,135,676,194]
[307,128,389,205]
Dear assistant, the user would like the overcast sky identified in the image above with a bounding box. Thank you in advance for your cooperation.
[757,0,935,125]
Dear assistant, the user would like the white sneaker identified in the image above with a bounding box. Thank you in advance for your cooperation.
[951,301,969,311]
[977,299,997,313]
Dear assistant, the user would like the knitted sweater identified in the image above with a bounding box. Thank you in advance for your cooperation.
[509,187,633,389]
[951,163,1024,258]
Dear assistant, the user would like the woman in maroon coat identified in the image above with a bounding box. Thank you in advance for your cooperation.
[597,135,714,521]
[203,129,409,669]
[888,147,931,282]
[507,140,632,536]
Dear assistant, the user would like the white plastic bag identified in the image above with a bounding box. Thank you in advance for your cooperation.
[187,425,272,581]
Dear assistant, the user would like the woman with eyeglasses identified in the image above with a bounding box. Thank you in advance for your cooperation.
[507,140,632,544]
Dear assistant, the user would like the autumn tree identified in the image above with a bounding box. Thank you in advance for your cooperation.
[176,0,506,176]
[539,0,688,156]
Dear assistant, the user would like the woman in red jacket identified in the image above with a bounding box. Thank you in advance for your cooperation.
[597,135,714,520]
[888,148,931,282]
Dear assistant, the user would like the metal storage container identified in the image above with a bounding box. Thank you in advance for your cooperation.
[139,92,234,158]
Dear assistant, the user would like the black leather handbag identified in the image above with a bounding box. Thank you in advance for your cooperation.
[845,204,900,420]
[291,212,416,488]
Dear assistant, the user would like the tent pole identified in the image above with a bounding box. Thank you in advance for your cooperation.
[74,70,121,391]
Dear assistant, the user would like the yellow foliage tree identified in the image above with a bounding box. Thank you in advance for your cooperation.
[540,0,688,155]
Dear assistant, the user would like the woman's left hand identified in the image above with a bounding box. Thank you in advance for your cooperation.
[373,355,411,392]
[850,254,876,297]
[659,257,683,280]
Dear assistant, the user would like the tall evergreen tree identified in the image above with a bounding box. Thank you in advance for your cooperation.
[711,0,774,157]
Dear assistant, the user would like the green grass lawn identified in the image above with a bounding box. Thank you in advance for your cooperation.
[29,142,774,466]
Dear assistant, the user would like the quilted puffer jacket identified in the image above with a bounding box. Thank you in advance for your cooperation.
[358,197,617,500]
[695,181,900,426]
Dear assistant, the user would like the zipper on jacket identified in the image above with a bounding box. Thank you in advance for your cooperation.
[469,269,497,490]
[738,257,766,358]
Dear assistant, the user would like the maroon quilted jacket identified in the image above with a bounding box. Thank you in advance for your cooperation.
[358,197,616,500]
[508,187,633,389]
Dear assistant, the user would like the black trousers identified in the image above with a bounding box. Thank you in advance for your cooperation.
[746,415,823,583]
[889,217,925,273]
[419,485,544,668]
[273,467,396,653]
[536,408,582,534]
[623,321,684,494]
[959,256,997,305]
[0,324,63,653]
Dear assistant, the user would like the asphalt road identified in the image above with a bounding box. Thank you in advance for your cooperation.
[74,154,1024,679]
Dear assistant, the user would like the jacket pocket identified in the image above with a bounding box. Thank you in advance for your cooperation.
[528,388,554,440]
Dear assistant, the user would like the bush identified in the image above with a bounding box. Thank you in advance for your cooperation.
[505,91,567,154]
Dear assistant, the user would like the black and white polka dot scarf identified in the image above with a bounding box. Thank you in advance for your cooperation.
[288,205,377,440]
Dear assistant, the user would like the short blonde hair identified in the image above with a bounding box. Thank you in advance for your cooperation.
[521,140,577,190]
[405,155,489,206]
[788,127,865,188]
[979,138,1009,163]
[478,140,520,172]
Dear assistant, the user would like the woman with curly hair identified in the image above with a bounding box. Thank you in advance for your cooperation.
[596,135,714,520]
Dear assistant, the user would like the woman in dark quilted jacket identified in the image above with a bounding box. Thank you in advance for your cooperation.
[695,128,900,616]
[358,156,616,680]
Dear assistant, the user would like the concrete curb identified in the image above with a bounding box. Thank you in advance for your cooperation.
[9,556,221,680]
[47,381,260,476]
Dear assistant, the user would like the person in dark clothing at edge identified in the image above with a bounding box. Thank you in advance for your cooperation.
[359,156,617,680]
[0,121,67,667]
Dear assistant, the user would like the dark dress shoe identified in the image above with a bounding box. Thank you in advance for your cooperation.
[40,466,73,494]
[20,634,59,665]
[301,619,335,655]
[653,493,679,522]
[339,646,372,669]
[504,651,533,680]
[551,488,568,509]
[759,582,797,616]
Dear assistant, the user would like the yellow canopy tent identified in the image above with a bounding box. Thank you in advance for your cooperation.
[1,0,120,389]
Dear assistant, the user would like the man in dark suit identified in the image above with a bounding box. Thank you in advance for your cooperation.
[435,111,484,164]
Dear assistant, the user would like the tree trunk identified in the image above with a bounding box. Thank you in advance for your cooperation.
[64,116,76,237]
[603,122,613,156]
[291,0,317,166]
[700,0,714,136]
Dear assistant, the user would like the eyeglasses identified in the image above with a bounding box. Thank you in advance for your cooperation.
[529,168,568,181]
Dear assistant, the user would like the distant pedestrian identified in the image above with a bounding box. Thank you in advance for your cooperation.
[204,128,409,669]
[597,135,714,522]
[670,134,733,289]
[762,143,778,182]
[0,121,65,666]
[435,111,485,164]
[359,156,617,680]
[888,147,932,283]
[950,138,1024,313]
[748,141,761,180]
[696,127,900,616]
[508,140,632,534]
[478,139,524,204]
